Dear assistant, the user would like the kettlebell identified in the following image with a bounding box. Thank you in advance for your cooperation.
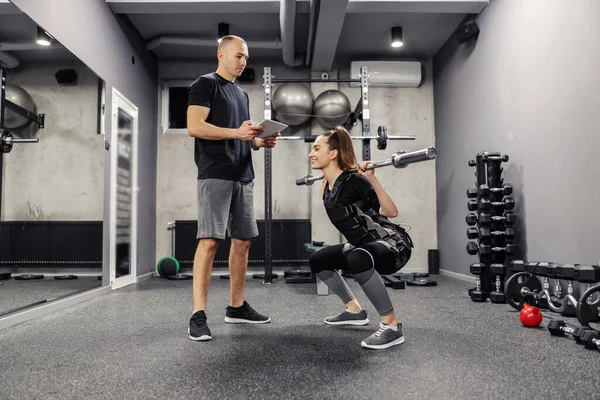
[520,303,543,327]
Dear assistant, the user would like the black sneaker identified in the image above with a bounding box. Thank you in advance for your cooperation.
[324,309,369,326]
[188,310,212,341]
[361,322,405,350]
[224,301,271,324]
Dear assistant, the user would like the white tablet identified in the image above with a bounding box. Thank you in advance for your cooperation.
[254,119,289,138]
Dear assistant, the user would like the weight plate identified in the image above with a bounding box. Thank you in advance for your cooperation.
[54,275,78,280]
[14,274,44,280]
[577,284,600,326]
[503,272,542,311]
[377,126,388,150]
[165,273,192,280]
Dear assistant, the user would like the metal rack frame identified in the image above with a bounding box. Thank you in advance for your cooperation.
[260,66,371,284]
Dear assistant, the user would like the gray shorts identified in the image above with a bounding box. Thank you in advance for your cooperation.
[196,179,258,240]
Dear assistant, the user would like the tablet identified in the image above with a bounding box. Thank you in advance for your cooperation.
[254,119,289,138]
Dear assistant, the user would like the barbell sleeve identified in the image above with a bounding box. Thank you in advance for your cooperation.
[295,174,324,186]
[8,138,39,144]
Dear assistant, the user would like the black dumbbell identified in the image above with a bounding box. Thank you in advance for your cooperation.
[511,260,526,272]
[466,227,478,239]
[478,184,513,196]
[479,227,516,240]
[489,263,506,303]
[479,198,515,210]
[466,213,478,226]
[547,320,591,344]
[574,264,600,284]
[467,242,516,255]
[467,188,478,198]
[580,330,600,351]
[478,212,516,226]
[469,263,488,302]
[467,199,479,211]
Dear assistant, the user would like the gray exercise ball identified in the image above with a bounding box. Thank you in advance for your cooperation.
[272,83,313,126]
[4,84,36,129]
[313,89,351,129]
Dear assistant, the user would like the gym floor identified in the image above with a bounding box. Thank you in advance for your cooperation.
[0,275,598,399]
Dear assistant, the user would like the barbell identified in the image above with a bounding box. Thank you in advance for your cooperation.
[1,130,39,154]
[295,146,438,186]
[277,126,414,150]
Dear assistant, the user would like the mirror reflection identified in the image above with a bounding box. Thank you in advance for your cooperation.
[0,5,106,316]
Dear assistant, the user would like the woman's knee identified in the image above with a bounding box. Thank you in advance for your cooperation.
[346,248,374,275]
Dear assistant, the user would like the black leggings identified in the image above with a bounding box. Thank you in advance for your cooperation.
[309,242,401,277]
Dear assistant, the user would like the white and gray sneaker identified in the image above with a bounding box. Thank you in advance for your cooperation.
[361,322,405,349]
[324,309,369,326]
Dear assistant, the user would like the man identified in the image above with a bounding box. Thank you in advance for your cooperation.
[186,35,279,341]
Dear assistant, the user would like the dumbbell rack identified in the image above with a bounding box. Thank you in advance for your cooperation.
[466,152,517,302]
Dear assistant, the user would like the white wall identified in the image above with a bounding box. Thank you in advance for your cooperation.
[433,0,600,275]
[156,58,437,273]
[2,61,104,221]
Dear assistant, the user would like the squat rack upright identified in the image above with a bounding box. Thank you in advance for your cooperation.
[259,67,372,284]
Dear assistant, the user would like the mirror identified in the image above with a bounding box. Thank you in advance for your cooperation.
[0,4,106,316]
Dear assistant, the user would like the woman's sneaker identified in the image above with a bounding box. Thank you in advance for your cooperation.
[361,322,405,349]
[324,309,369,325]
[188,310,212,341]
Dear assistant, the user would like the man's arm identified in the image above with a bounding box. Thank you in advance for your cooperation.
[187,105,238,140]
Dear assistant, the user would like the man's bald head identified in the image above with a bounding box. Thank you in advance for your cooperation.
[216,35,249,81]
[217,35,247,53]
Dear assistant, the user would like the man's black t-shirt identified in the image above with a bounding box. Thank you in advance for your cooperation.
[188,72,254,182]
[324,172,381,211]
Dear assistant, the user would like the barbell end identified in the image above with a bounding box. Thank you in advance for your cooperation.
[426,147,438,159]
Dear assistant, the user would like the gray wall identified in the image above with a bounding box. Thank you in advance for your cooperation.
[157,58,437,273]
[11,0,159,277]
[433,0,600,276]
[2,61,104,221]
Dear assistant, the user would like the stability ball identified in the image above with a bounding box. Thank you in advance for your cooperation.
[313,90,352,129]
[272,83,313,126]
[4,84,37,129]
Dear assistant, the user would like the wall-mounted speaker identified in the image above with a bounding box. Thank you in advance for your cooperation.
[456,16,480,44]
[55,69,78,85]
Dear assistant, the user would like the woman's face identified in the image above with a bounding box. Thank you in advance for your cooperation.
[309,135,337,170]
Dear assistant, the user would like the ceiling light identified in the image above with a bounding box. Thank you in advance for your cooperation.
[36,26,53,46]
[391,26,403,48]
[218,22,229,43]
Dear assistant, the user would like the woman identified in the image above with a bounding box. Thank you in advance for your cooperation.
[308,126,413,350]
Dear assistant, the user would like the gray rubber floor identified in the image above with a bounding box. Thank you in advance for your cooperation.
[0,276,101,316]
[0,274,599,400]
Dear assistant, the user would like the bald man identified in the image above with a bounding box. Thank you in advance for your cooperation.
[186,35,279,341]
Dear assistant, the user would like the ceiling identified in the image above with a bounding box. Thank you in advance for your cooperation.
[0,0,489,71]
[112,0,489,71]
[0,1,81,68]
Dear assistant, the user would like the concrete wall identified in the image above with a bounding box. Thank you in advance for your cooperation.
[433,0,600,276]
[11,0,159,278]
[2,61,104,221]
[157,58,437,273]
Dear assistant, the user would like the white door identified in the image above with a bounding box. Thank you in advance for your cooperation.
[109,89,138,289]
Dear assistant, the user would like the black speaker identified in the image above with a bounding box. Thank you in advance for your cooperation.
[428,249,439,275]
[456,19,480,44]
[238,68,254,83]
[55,69,78,85]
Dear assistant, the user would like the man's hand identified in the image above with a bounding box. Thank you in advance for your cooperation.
[262,132,281,148]
[236,120,263,141]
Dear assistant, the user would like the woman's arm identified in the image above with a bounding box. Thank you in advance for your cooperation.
[357,162,398,218]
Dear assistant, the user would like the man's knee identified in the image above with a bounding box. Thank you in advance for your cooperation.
[197,238,220,253]
[231,238,251,253]
[309,252,325,275]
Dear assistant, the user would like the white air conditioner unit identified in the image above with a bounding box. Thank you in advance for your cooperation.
[350,61,422,88]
